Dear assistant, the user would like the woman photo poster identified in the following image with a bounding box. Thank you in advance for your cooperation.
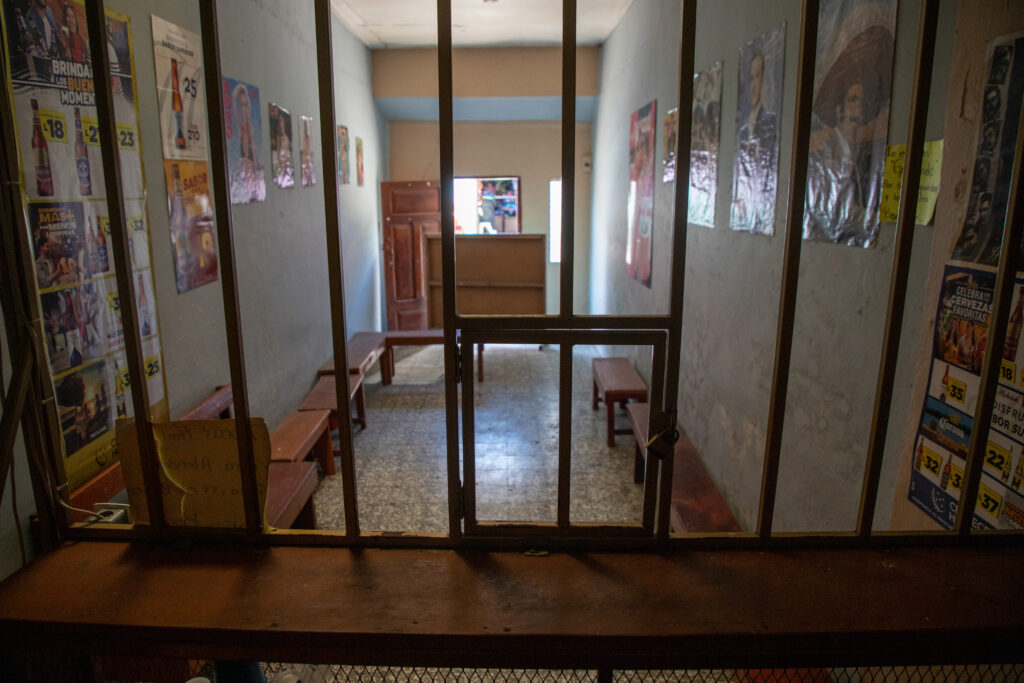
[626,100,656,288]
[222,76,265,203]
[688,61,723,228]
[269,102,294,188]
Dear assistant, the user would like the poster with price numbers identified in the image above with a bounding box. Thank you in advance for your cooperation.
[1,0,168,492]
[909,32,1024,532]
[910,265,1024,530]
[151,16,206,160]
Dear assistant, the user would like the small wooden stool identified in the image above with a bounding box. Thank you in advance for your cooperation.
[592,357,648,447]
[265,461,318,529]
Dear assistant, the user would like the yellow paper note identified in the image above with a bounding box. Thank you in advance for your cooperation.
[880,140,944,225]
[118,418,270,529]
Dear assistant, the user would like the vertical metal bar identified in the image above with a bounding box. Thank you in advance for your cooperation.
[756,0,819,540]
[85,0,163,529]
[559,0,576,320]
[557,344,572,531]
[0,51,62,546]
[649,336,668,535]
[655,0,696,541]
[956,98,1024,536]
[857,0,939,538]
[437,0,462,541]
[199,0,261,534]
[314,0,359,536]
[461,343,477,528]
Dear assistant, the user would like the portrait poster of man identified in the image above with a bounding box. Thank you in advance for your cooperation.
[803,0,897,247]
[730,24,785,235]
[222,76,265,203]
[300,115,316,187]
[688,61,723,228]
[951,33,1024,268]
[626,99,656,288]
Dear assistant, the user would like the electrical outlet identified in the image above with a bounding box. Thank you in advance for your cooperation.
[93,503,131,524]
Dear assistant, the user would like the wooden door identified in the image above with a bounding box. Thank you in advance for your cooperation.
[381,181,442,330]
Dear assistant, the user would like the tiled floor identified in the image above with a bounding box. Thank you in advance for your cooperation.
[314,344,646,533]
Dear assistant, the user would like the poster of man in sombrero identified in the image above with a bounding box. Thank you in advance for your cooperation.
[803,0,896,247]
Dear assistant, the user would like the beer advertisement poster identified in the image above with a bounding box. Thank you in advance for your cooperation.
[906,32,1024,532]
[909,264,1024,530]
[625,100,655,288]
[222,76,265,203]
[1,1,169,491]
[299,115,316,187]
[165,159,218,293]
[269,102,294,188]
[151,15,207,161]
[3,0,143,200]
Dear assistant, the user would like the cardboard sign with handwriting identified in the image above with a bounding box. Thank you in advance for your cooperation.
[118,418,270,529]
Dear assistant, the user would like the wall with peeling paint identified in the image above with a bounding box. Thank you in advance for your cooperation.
[589,0,957,531]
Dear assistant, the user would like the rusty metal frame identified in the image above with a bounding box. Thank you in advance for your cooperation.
[86,0,164,529]
[198,0,262,534]
[5,0,1020,551]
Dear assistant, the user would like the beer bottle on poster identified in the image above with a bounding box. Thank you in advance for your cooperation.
[74,108,91,195]
[137,273,151,337]
[169,163,191,287]
[940,364,950,401]
[1013,455,1023,491]
[1006,292,1024,361]
[30,99,53,196]
[171,58,186,150]
[940,453,951,490]
[914,441,924,470]
[1002,450,1012,482]
[95,216,109,272]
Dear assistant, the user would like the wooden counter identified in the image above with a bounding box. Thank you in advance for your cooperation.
[0,541,1020,668]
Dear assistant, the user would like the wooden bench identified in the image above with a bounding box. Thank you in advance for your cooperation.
[627,402,741,534]
[299,372,367,432]
[318,331,390,384]
[385,329,485,382]
[592,357,648,446]
[270,409,334,475]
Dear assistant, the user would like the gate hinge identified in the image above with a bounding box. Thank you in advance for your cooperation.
[646,410,679,458]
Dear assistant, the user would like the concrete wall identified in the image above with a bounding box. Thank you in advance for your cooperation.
[372,47,601,98]
[390,120,592,314]
[588,0,956,531]
[105,0,384,428]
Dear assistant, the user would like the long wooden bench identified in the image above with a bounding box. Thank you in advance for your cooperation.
[592,357,648,446]
[318,331,390,383]
[299,372,367,431]
[627,402,741,534]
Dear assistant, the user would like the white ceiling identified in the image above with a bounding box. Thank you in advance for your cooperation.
[329,0,635,48]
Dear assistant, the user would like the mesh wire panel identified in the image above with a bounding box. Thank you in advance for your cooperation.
[260,665,597,682]
[614,667,1024,683]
